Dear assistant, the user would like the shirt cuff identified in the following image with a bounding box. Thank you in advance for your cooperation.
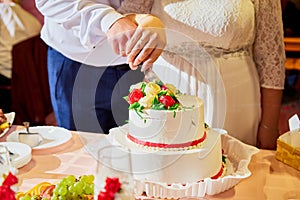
[100,10,124,33]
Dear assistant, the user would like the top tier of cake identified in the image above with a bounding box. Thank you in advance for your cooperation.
[128,94,205,148]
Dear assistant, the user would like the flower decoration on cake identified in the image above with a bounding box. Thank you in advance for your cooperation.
[124,82,182,117]
[97,177,122,200]
[0,172,18,200]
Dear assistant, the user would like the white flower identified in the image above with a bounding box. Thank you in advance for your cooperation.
[138,95,155,109]
[144,82,161,96]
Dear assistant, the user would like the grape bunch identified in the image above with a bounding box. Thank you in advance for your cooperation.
[18,175,94,200]
[51,175,94,200]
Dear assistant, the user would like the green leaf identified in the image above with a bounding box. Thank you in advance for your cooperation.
[153,97,159,105]
[158,90,167,97]
[152,103,165,110]
[168,103,180,110]
[129,102,140,109]
[141,82,146,93]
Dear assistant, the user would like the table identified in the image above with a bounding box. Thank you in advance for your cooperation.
[2,126,300,200]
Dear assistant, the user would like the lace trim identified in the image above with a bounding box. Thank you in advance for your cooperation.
[162,0,241,37]
[253,0,286,89]
[164,42,251,60]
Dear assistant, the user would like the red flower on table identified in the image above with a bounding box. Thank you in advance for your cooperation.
[127,89,144,104]
[98,177,122,200]
[0,172,18,200]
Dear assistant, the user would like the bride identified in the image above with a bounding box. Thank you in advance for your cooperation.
[138,0,285,149]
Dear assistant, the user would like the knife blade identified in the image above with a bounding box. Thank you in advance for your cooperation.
[140,65,164,85]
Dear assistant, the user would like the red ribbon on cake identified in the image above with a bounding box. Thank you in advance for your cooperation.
[127,132,207,148]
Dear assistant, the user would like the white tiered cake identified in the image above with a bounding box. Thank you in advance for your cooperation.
[108,82,224,184]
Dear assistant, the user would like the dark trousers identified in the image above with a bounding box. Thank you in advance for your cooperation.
[47,47,143,134]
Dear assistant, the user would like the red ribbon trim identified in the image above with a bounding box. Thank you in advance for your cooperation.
[210,164,224,179]
[127,131,207,148]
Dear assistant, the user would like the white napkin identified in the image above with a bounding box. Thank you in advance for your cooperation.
[289,114,300,132]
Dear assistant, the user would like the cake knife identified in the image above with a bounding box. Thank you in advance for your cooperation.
[140,64,164,85]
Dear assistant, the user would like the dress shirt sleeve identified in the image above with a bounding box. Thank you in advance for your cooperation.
[35,0,124,49]
[253,0,286,89]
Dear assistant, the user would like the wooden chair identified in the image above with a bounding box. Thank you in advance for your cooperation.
[11,35,56,125]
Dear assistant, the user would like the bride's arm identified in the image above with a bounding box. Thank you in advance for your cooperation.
[253,0,286,149]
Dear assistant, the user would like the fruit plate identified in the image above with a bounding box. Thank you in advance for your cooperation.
[0,112,15,138]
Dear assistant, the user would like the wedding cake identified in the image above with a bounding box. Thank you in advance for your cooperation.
[107,81,224,184]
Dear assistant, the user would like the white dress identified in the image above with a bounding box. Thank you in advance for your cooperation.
[147,0,286,146]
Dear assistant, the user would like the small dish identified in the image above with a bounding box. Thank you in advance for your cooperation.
[0,142,32,168]
[6,126,72,150]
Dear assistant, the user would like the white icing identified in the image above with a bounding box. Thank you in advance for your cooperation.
[128,95,205,145]
[109,126,222,184]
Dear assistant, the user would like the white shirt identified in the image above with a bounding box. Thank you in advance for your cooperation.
[36,0,127,67]
[0,2,41,78]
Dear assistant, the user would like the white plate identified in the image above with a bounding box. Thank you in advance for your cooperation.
[0,142,31,168]
[6,126,72,150]
[0,112,15,138]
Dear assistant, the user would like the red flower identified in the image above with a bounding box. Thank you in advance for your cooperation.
[98,177,122,200]
[127,89,144,104]
[0,172,18,200]
[159,95,176,108]
[104,177,121,193]
[98,191,115,200]
[2,173,18,187]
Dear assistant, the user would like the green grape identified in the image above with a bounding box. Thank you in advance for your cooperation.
[83,183,94,194]
[73,181,84,194]
[68,184,76,193]
[80,175,94,184]
[58,196,67,200]
[65,175,76,185]
[58,186,68,196]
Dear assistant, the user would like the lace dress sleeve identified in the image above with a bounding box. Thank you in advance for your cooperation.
[253,0,286,89]
[117,0,154,14]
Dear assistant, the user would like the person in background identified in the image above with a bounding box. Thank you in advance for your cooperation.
[0,0,41,112]
[35,0,166,134]
[20,0,44,25]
